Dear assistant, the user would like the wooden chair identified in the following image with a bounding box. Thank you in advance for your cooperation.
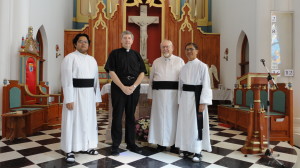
[2,80,47,138]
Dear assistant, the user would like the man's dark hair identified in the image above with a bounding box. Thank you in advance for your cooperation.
[185,42,199,50]
[73,33,91,48]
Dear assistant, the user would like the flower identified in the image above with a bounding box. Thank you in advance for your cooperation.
[135,116,150,142]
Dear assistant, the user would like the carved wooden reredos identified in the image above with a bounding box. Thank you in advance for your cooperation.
[64,0,220,80]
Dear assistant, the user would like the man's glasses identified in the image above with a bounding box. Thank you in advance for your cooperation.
[185,48,196,51]
[78,40,88,44]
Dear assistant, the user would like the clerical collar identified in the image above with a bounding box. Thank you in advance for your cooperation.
[122,47,130,52]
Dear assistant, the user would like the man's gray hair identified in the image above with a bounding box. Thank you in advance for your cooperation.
[121,30,134,40]
[160,39,173,47]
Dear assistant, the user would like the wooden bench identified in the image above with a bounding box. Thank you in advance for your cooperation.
[218,83,293,145]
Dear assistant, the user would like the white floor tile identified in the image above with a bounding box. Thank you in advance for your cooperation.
[226,150,260,163]
[213,142,243,150]
[26,151,64,164]
[201,151,224,163]
[9,141,41,150]
[27,135,55,141]
[45,142,61,151]
[108,151,145,164]
[148,152,181,164]
[210,135,230,142]
[74,153,106,164]
[0,151,24,162]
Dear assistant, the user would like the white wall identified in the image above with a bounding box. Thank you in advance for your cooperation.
[212,0,300,147]
[0,0,73,132]
[29,0,73,94]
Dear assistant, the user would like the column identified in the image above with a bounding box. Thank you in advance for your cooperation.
[0,0,13,130]
[10,0,30,80]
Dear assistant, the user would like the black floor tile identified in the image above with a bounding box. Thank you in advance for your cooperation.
[0,146,14,153]
[211,146,234,156]
[214,157,253,168]
[38,158,80,168]
[172,158,211,168]
[210,139,221,146]
[18,146,51,156]
[128,157,167,168]
[2,138,32,145]
[214,132,236,138]
[138,146,159,156]
[210,127,226,132]
[49,132,61,137]
[256,156,295,168]
[83,157,123,168]
[273,146,297,155]
[36,137,61,145]
[0,157,34,168]
[225,138,245,145]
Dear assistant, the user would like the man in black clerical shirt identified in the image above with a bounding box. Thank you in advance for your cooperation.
[105,30,147,156]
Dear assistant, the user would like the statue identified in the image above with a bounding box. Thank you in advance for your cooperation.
[208,64,219,88]
[128,5,159,59]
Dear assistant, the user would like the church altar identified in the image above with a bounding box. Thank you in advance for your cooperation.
[212,89,231,100]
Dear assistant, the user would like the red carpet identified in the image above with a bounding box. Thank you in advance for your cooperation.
[218,123,232,128]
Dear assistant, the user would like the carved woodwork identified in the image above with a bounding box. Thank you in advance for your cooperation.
[64,1,220,87]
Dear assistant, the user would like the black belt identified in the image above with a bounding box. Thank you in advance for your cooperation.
[120,76,136,81]
[73,78,94,87]
[152,81,178,90]
[182,84,203,140]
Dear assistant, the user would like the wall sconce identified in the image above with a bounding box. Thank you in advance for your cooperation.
[56,44,61,58]
[3,78,9,86]
[223,48,229,61]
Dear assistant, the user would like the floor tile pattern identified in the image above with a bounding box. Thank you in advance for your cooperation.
[0,111,297,168]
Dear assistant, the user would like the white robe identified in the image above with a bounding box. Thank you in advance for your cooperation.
[148,55,185,146]
[175,58,212,154]
[60,50,101,153]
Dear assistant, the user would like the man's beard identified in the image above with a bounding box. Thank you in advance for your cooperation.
[163,53,171,58]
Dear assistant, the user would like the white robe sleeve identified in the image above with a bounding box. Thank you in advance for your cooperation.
[93,59,102,103]
[61,55,74,104]
[147,63,155,99]
[200,63,212,105]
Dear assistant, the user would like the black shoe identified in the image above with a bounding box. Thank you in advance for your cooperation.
[126,144,142,153]
[169,145,179,154]
[111,147,120,156]
[157,145,166,152]
[192,153,202,162]
[65,152,75,163]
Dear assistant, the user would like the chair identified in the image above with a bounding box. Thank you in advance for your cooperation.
[2,80,47,137]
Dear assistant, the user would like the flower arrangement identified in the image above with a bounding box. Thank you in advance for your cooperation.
[135,116,150,142]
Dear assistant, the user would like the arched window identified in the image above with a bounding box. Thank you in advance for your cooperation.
[239,35,249,76]
[36,30,44,81]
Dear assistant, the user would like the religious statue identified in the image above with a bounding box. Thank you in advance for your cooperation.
[128,5,159,60]
[208,64,219,88]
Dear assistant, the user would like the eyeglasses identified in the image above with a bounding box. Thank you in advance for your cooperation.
[78,40,88,44]
[162,45,171,49]
[185,48,196,51]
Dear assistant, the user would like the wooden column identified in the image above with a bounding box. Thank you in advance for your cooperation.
[241,85,268,154]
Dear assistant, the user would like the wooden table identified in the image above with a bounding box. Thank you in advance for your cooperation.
[2,112,29,141]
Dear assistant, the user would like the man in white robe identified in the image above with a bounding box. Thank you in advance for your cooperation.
[176,42,212,162]
[61,33,101,163]
[148,40,185,152]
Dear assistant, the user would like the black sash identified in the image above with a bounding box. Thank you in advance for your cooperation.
[182,84,203,140]
[152,81,179,90]
[73,78,94,88]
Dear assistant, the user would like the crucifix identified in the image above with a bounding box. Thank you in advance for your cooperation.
[128,5,159,60]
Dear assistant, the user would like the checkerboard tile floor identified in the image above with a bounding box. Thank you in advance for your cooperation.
[0,111,298,168]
